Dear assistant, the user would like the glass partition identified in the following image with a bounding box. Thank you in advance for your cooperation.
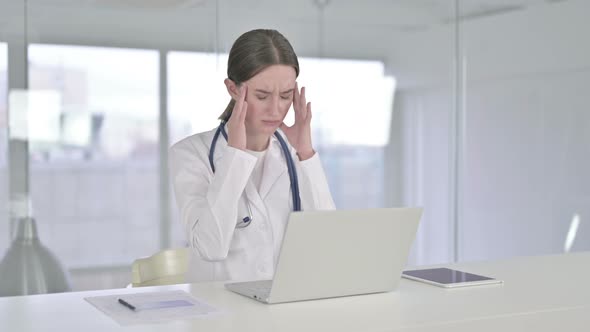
[6,0,584,292]
[2,0,459,290]
[27,44,160,268]
[20,0,217,290]
[0,42,8,254]
[460,0,590,260]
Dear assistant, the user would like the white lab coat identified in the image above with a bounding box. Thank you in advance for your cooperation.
[169,126,335,283]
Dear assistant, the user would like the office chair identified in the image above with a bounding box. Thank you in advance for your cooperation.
[131,248,188,287]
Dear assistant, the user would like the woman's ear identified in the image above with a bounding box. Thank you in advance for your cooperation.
[224,79,239,100]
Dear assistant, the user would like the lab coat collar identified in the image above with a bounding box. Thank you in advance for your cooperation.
[211,126,289,201]
[259,136,288,200]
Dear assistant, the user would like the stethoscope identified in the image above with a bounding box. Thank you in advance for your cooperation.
[208,121,301,228]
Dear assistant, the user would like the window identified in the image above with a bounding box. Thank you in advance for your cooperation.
[296,58,395,209]
[27,44,160,268]
[168,52,229,146]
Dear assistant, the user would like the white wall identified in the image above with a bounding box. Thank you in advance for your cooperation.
[462,69,590,260]
[391,0,590,262]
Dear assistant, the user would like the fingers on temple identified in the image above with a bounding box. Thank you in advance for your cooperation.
[240,101,248,122]
[301,86,306,107]
[234,86,247,116]
[293,82,300,109]
[295,86,306,122]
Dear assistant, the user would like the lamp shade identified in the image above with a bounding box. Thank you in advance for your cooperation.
[0,217,71,297]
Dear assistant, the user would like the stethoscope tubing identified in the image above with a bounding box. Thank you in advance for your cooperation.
[208,122,301,227]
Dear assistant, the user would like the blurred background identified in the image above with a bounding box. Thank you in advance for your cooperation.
[0,0,588,292]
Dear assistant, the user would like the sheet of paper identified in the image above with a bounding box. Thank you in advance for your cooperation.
[85,290,222,326]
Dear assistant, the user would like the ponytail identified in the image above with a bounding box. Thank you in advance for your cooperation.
[219,99,235,122]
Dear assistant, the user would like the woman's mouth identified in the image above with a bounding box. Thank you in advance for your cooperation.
[262,120,281,126]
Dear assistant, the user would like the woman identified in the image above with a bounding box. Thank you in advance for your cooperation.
[170,29,335,282]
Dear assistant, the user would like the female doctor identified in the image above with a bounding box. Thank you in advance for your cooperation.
[169,29,335,282]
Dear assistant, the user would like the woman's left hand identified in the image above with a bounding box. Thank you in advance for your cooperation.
[280,83,315,161]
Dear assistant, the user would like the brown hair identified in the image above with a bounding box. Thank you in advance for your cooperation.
[219,29,300,121]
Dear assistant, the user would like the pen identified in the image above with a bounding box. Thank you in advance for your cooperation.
[118,298,136,311]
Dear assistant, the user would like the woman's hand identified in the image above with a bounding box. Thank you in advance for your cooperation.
[227,85,248,151]
[280,83,315,160]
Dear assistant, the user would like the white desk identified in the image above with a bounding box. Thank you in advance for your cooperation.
[1,252,589,331]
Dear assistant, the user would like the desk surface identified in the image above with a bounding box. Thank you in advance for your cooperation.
[1,252,589,331]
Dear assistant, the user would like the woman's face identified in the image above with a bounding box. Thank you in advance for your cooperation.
[240,64,296,136]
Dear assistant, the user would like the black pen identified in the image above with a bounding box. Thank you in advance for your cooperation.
[118,298,136,311]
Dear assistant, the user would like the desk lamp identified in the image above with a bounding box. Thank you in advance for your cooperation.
[0,216,71,296]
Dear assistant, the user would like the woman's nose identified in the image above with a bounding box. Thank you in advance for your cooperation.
[268,97,280,115]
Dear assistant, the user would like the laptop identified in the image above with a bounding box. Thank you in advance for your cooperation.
[225,207,422,304]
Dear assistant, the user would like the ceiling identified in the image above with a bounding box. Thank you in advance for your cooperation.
[25,0,565,31]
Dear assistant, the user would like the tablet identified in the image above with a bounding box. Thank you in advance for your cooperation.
[402,268,503,288]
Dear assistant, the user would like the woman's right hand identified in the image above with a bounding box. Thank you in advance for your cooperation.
[227,85,248,150]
